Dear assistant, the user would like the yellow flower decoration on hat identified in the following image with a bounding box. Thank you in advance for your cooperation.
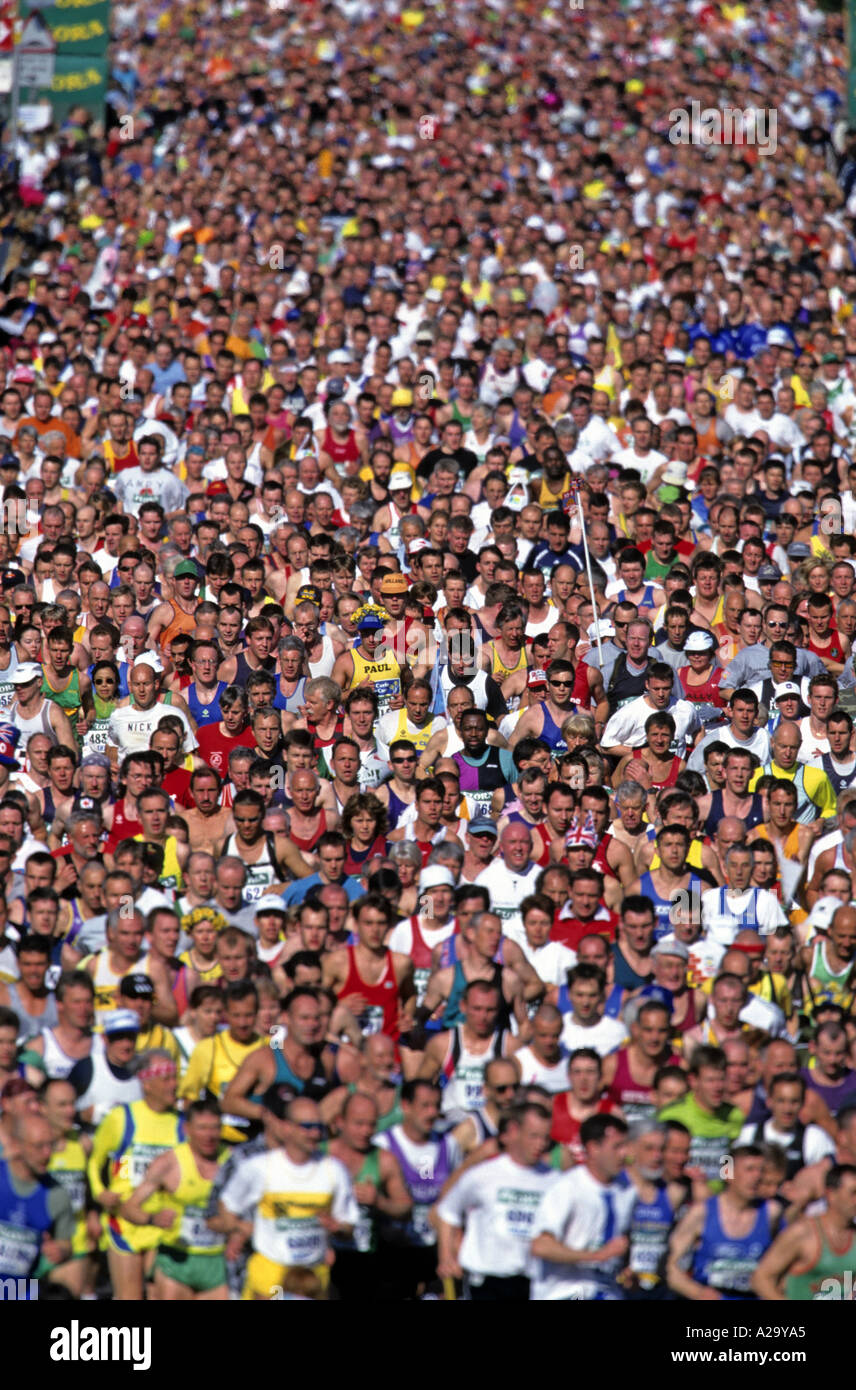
[352,601,391,624]
[181,906,229,934]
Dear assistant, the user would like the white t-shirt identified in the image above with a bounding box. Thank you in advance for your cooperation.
[612,446,667,484]
[435,1154,561,1278]
[530,1164,637,1300]
[513,936,577,987]
[560,1014,628,1058]
[600,695,699,758]
[700,886,787,944]
[220,1149,358,1268]
[107,701,197,755]
[112,466,188,517]
[475,860,542,937]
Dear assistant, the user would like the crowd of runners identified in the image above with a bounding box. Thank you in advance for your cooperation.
[2,0,856,1302]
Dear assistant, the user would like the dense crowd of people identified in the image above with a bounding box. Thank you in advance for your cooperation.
[2,0,856,1304]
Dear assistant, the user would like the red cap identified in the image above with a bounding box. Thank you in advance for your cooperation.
[206,481,228,498]
[1,1077,36,1104]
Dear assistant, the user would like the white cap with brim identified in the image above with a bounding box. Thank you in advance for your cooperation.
[419,866,455,892]
[254,895,288,915]
[10,662,42,684]
[651,935,689,961]
[103,1009,141,1035]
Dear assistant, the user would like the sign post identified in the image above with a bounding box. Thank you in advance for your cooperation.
[849,0,856,129]
[9,9,54,156]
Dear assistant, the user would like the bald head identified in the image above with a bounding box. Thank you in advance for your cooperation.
[771,721,800,767]
[715,817,745,851]
[11,1113,53,1176]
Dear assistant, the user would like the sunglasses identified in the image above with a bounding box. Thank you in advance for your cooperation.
[549,679,572,687]
[292,1120,325,1132]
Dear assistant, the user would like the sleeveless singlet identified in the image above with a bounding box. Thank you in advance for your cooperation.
[800,1065,856,1117]
[382,1127,452,1247]
[328,1144,382,1254]
[41,1027,83,1080]
[48,1133,89,1256]
[82,692,115,757]
[442,959,508,1031]
[348,647,401,717]
[308,634,336,679]
[607,654,648,715]
[221,831,282,903]
[270,1045,331,1103]
[821,751,856,797]
[754,821,801,860]
[691,1196,771,1298]
[452,745,507,817]
[289,809,328,855]
[785,1219,856,1301]
[809,939,852,992]
[231,652,275,690]
[5,982,58,1044]
[85,950,138,1014]
[629,754,682,791]
[606,1047,680,1125]
[489,641,528,684]
[629,1182,679,1291]
[41,667,82,721]
[186,681,227,726]
[160,1141,225,1256]
[158,602,198,652]
[761,762,815,825]
[337,947,399,1040]
[0,647,19,715]
[11,697,57,753]
[440,1025,505,1116]
[134,833,183,893]
[703,790,764,839]
[0,1158,53,1282]
[638,870,704,941]
[703,886,769,940]
[77,1047,141,1124]
[273,676,307,715]
[384,783,415,830]
[678,664,725,707]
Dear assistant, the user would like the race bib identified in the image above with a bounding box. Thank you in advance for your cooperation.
[180,1205,221,1249]
[0,1222,38,1277]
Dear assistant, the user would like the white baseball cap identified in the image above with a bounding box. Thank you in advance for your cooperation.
[254,895,288,915]
[419,866,455,892]
[10,661,42,685]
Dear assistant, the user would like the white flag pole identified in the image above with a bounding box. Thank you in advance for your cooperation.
[572,477,603,668]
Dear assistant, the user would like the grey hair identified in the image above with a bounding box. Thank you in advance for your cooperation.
[388,841,423,868]
[615,781,647,806]
[627,1119,668,1144]
[305,676,341,706]
[428,841,464,869]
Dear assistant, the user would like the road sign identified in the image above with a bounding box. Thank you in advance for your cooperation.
[18,13,53,47]
[17,46,52,84]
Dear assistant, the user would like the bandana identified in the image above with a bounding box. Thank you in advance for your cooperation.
[565,810,599,851]
[138,1061,178,1081]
